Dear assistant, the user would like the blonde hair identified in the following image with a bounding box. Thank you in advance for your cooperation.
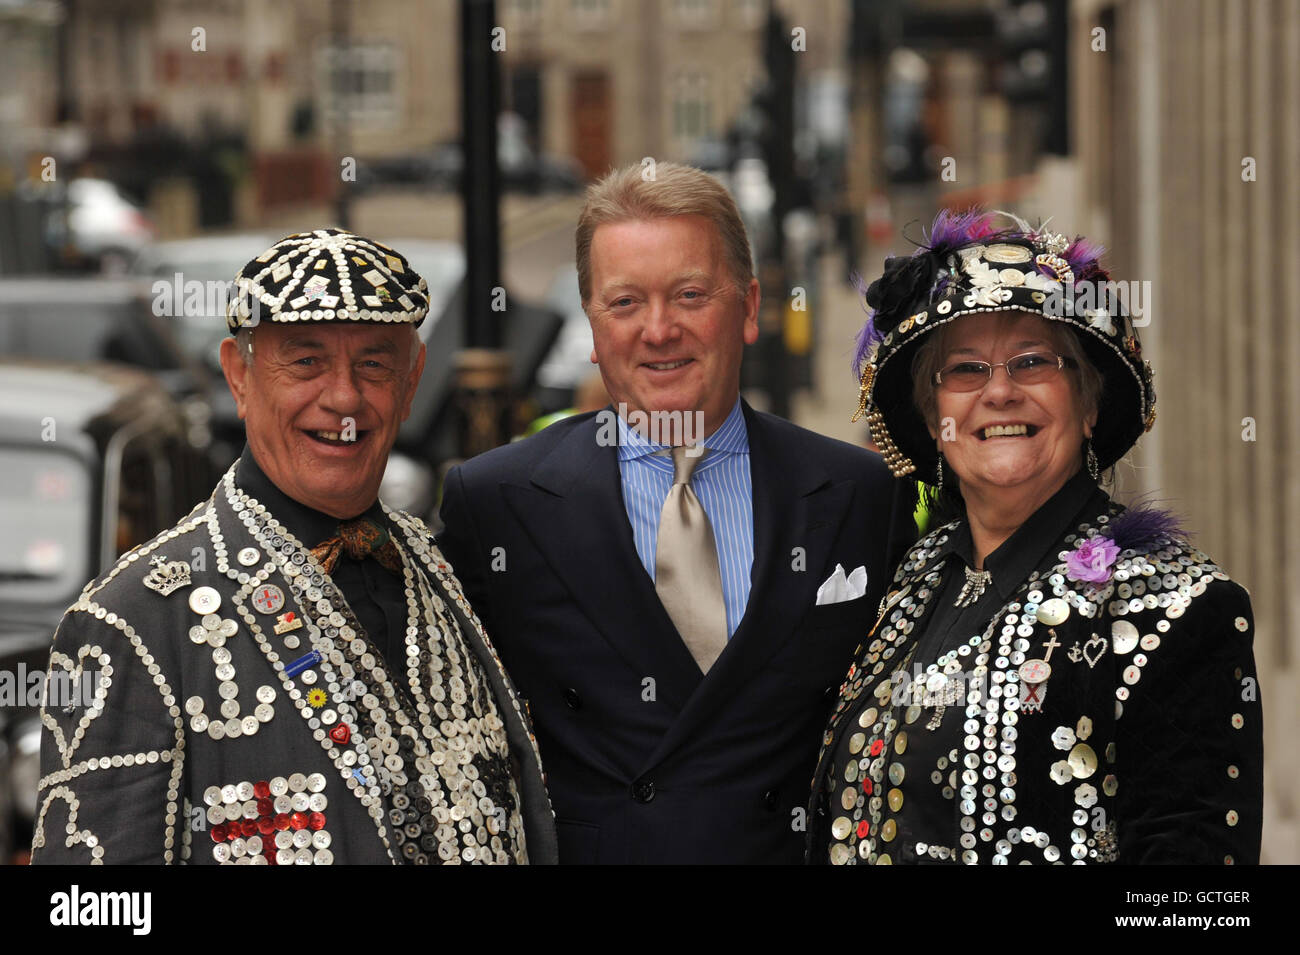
[575,161,754,304]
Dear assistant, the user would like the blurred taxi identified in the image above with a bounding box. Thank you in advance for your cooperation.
[0,360,210,863]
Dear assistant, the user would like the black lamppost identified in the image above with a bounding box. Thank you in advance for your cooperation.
[455,0,512,457]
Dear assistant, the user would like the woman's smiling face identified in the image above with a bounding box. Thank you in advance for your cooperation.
[930,312,1096,506]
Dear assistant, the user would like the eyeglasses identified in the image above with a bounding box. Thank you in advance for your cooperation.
[934,351,1078,393]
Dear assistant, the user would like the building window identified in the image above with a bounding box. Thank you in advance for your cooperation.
[672,71,713,144]
[572,0,611,29]
[674,0,717,29]
[506,0,544,29]
[735,0,765,29]
[316,43,400,131]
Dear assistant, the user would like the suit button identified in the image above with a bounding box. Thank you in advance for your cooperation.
[762,790,780,811]
[562,688,582,710]
[631,780,655,803]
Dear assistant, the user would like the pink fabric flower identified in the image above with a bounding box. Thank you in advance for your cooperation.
[1066,535,1120,586]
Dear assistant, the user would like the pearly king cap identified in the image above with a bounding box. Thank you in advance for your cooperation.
[225,228,430,333]
[852,210,1157,479]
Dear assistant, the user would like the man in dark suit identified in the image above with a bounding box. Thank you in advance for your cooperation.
[438,163,910,863]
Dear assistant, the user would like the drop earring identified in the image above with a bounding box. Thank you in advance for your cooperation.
[1086,439,1099,481]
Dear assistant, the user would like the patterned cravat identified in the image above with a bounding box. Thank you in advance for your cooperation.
[311,517,403,575]
[655,446,728,673]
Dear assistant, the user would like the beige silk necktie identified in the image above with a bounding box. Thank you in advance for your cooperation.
[655,445,728,673]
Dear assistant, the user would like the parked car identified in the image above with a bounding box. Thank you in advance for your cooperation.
[354,152,459,192]
[128,235,278,469]
[130,234,465,364]
[534,266,595,401]
[356,115,583,195]
[382,239,465,332]
[43,178,155,273]
[129,233,277,371]
[356,145,583,195]
[0,360,213,864]
[0,276,217,475]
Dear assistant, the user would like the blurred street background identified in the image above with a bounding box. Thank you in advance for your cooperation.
[0,0,1296,863]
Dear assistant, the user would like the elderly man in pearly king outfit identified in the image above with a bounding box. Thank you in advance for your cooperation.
[31,229,557,865]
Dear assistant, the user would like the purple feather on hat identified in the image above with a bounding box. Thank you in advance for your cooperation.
[927,208,1000,254]
[849,270,884,375]
[851,314,883,377]
[850,209,1000,375]
[1064,237,1108,284]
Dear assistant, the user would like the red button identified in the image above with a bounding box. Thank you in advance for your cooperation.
[308,811,326,831]
[862,778,873,795]
[857,820,870,838]
[253,780,270,799]
[290,811,308,830]
[257,817,274,836]
[241,819,259,837]
[869,739,884,756]
[328,723,351,746]
[274,813,291,831]
[257,797,273,815]
[264,848,278,866]
[211,824,227,843]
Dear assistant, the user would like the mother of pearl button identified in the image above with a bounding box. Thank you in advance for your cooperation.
[1036,598,1070,626]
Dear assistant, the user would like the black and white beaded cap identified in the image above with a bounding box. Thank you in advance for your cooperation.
[226,228,430,333]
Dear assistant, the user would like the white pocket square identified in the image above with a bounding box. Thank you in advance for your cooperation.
[815,563,868,606]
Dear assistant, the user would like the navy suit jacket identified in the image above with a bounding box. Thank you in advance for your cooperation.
[437,401,912,863]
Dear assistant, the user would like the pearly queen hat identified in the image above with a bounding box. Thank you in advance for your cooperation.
[852,209,1157,478]
[225,228,430,333]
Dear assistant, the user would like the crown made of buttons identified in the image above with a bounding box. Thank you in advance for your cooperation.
[226,229,430,332]
[852,209,1156,479]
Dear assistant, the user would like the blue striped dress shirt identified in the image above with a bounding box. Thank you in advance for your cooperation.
[616,398,754,638]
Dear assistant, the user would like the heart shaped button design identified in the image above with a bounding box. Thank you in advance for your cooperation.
[327,723,351,746]
[44,645,112,768]
[1082,633,1108,668]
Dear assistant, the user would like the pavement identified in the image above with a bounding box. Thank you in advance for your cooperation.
[788,250,873,447]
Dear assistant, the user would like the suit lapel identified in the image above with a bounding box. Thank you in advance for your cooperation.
[643,405,856,768]
[500,417,704,711]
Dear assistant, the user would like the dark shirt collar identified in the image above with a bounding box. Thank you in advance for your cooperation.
[234,445,386,547]
[938,470,1107,599]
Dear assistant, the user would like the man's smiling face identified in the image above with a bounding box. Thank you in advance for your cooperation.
[585,215,759,439]
[220,322,425,518]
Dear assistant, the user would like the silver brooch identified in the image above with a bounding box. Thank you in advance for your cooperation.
[143,555,192,596]
[1037,231,1070,256]
[954,566,991,607]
